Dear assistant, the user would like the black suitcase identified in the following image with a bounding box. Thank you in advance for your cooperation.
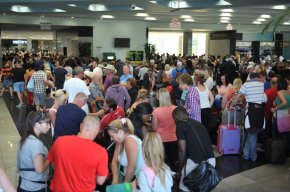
[266,138,287,164]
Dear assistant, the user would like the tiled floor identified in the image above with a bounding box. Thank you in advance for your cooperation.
[0,92,290,191]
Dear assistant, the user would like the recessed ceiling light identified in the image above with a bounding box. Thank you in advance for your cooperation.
[145,17,156,20]
[149,1,157,3]
[101,15,114,19]
[41,15,45,18]
[257,18,266,22]
[11,5,31,12]
[220,13,232,17]
[89,4,107,11]
[220,9,234,12]
[220,20,229,23]
[253,21,261,24]
[283,22,290,25]
[261,14,271,18]
[68,4,76,7]
[54,9,66,12]
[135,13,148,17]
[184,18,195,22]
[70,16,74,19]
[220,17,231,20]
[272,5,286,10]
[180,15,191,19]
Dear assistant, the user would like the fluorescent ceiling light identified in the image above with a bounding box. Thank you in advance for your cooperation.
[54,9,66,12]
[253,21,261,24]
[145,17,156,20]
[184,18,195,22]
[41,15,45,18]
[272,5,286,10]
[220,20,229,23]
[216,0,232,6]
[168,1,190,9]
[89,4,107,11]
[220,13,232,17]
[220,17,231,20]
[220,9,234,12]
[257,18,266,22]
[11,5,31,12]
[68,4,76,7]
[149,1,157,3]
[101,15,114,19]
[70,16,74,19]
[180,15,191,19]
[261,14,271,18]
[283,22,290,25]
[135,13,148,17]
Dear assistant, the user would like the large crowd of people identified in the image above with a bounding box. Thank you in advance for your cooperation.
[0,50,289,191]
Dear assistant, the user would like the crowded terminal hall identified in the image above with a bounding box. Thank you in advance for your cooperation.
[0,1,290,192]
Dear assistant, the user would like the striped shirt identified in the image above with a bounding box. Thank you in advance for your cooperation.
[185,86,201,122]
[239,80,267,104]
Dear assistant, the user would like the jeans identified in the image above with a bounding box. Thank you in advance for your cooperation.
[243,131,257,161]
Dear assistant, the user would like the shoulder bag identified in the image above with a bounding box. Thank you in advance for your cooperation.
[27,77,34,92]
[183,125,223,192]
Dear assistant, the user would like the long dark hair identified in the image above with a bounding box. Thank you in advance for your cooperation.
[20,111,51,149]
[129,102,153,139]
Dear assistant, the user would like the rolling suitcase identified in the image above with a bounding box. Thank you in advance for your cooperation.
[218,110,241,155]
[265,113,287,164]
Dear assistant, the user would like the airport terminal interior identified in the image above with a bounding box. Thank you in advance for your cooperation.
[0,0,290,191]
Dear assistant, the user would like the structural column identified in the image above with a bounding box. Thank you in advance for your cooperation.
[183,32,192,56]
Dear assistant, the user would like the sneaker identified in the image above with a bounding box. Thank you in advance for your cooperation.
[16,103,23,108]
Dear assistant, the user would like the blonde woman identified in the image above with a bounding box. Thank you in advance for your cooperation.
[108,118,145,184]
[132,132,173,191]
[152,88,177,171]
[49,89,68,136]
[221,78,245,125]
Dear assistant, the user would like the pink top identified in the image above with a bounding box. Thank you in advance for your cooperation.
[152,105,177,142]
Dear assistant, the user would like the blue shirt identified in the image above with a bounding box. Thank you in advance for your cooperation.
[120,74,133,84]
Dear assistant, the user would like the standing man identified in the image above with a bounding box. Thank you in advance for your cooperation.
[53,92,88,140]
[53,60,67,90]
[12,62,26,107]
[232,72,267,161]
[63,66,90,113]
[48,115,108,191]
[31,64,49,111]
[177,74,201,122]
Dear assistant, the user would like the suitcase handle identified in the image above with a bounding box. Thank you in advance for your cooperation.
[227,108,236,129]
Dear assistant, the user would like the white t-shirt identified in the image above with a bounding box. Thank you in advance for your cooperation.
[195,86,211,109]
[205,77,214,90]
[63,77,91,113]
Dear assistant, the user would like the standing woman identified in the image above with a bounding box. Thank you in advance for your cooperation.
[152,88,178,172]
[24,63,36,107]
[108,118,145,184]
[49,89,68,137]
[217,74,232,98]
[132,132,173,191]
[17,111,51,192]
[195,74,215,136]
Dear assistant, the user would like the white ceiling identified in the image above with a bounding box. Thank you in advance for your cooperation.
[0,0,289,26]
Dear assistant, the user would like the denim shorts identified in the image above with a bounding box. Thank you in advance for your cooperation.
[34,93,47,106]
[13,81,25,92]
[2,79,12,87]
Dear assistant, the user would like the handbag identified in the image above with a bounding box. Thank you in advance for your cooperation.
[106,136,141,192]
[183,125,223,192]
[27,78,34,92]
[275,109,290,133]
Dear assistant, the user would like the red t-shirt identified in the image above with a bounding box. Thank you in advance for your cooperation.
[48,136,108,192]
[100,106,125,130]
[265,87,277,120]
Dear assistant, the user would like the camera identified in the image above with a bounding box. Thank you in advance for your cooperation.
[131,4,136,9]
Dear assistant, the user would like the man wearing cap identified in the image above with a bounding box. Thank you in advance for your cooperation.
[231,72,267,161]
[103,64,116,91]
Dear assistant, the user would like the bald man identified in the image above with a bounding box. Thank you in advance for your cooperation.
[53,92,88,140]
[48,115,108,192]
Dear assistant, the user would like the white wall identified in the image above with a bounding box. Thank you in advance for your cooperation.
[93,20,147,60]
